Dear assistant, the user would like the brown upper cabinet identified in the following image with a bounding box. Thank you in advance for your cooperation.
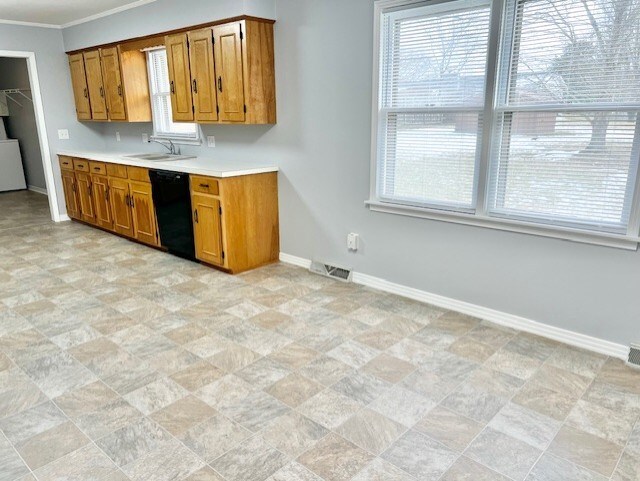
[188,29,218,122]
[68,47,151,122]
[213,22,246,123]
[68,54,92,120]
[165,33,195,122]
[83,50,109,121]
[67,16,275,125]
[166,18,276,124]
[100,47,127,121]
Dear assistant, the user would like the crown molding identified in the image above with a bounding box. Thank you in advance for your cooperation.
[0,0,157,30]
[0,18,61,29]
[61,0,158,28]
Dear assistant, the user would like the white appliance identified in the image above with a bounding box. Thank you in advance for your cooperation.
[0,139,27,192]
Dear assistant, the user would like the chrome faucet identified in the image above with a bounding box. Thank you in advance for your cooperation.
[148,138,180,155]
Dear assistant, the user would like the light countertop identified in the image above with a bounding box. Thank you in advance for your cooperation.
[57,150,279,178]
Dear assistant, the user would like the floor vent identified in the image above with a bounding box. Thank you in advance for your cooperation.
[310,260,352,282]
[629,344,640,368]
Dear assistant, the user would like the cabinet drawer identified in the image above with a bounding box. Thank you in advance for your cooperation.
[106,163,128,179]
[59,156,74,171]
[191,175,219,195]
[73,158,90,172]
[89,161,107,175]
[127,166,150,183]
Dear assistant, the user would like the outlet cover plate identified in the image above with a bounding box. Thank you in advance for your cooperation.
[58,129,69,140]
[207,136,216,148]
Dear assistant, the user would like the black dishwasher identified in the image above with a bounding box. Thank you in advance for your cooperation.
[149,170,196,261]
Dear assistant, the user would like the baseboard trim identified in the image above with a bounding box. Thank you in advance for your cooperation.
[27,186,48,195]
[58,214,71,222]
[279,252,629,360]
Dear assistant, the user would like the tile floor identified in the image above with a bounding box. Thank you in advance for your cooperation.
[1,190,639,481]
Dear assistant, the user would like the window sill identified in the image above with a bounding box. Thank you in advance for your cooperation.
[150,136,202,146]
[365,200,640,250]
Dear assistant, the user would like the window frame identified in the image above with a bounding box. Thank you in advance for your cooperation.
[368,0,640,250]
[146,48,201,145]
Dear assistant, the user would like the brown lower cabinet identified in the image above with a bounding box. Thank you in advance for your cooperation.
[190,172,279,273]
[58,155,279,274]
[59,156,159,247]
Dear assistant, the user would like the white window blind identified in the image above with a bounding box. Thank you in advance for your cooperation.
[372,0,640,245]
[377,0,492,210]
[489,0,640,233]
[147,49,199,141]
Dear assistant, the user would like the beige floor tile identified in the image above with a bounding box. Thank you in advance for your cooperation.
[210,435,288,481]
[2,193,638,481]
[465,427,542,480]
[415,405,484,452]
[527,452,608,481]
[96,417,172,467]
[548,425,624,477]
[566,399,636,445]
[151,395,216,436]
[350,457,415,481]
[298,433,374,481]
[441,456,511,481]
[336,408,405,455]
[16,420,89,470]
[169,361,225,391]
[34,443,119,481]
[180,413,251,462]
[298,389,361,430]
[382,429,457,480]
[266,372,323,407]
[361,353,416,383]
[261,411,328,457]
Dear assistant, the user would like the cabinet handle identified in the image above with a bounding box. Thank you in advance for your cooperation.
[130,196,134,208]
[105,187,109,201]
[217,76,222,92]
[99,86,104,98]
[118,85,123,97]
[199,183,209,189]
[192,79,198,93]
[194,209,199,223]
[125,194,130,206]
[94,167,101,171]
[88,184,93,196]
[83,88,88,99]
[170,81,175,94]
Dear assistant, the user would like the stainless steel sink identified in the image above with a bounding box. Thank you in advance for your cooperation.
[124,153,196,162]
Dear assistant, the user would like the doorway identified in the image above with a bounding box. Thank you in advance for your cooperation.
[0,50,59,226]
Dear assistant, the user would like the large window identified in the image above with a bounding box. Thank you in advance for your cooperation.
[371,0,640,247]
[147,49,200,142]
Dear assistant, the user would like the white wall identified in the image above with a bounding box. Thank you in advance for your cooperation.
[56,0,640,347]
[0,57,46,189]
[0,23,106,212]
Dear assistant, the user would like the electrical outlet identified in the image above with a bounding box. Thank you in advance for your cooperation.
[116,132,121,142]
[347,233,359,251]
[142,133,149,143]
[207,136,216,148]
[57,129,69,140]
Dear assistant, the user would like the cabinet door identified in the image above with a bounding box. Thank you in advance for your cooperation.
[192,193,224,266]
[68,54,92,121]
[108,177,135,238]
[165,33,194,122]
[213,22,246,122]
[100,47,127,121]
[130,181,159,246]
[91,174,114,230]
[75,172,97,224]
[83,50,109,120]
[188,28,218,122]
[61,171,81,219]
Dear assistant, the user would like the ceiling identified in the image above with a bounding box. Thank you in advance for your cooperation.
[0,0,156,28]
